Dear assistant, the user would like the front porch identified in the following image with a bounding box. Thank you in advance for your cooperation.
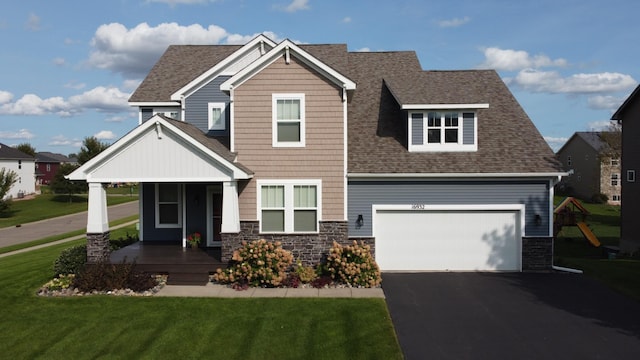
[110,242,225,285]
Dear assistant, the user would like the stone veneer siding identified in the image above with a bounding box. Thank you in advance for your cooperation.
[86,231,111,263]
[221,221,375,266]
[522,237,553,271]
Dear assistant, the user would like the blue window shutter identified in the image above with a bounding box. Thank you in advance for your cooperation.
[463,112,474,145]
[411,113,424,145]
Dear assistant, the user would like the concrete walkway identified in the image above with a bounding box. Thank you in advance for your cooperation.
[156,282,385,298]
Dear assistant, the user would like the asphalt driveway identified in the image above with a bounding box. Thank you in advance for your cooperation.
[383,272,640,360]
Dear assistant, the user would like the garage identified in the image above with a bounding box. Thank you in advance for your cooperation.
[373,204,524,271]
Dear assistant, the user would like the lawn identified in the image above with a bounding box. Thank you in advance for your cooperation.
[553,196,640,301]
[0,193,138,228]
[0,241,402,359]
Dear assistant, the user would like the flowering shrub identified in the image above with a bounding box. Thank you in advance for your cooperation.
[43,274,75,291]
[213,239,294,287]
[326,241,381,288]
[294,260,317,283]
[187,232,201,247]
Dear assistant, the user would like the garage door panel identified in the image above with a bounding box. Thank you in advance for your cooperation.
[375,209,521,271]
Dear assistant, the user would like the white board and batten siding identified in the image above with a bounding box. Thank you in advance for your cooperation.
[373,204,525,272]
[86,128,234,183]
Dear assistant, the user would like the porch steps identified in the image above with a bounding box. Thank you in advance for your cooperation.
[167,272,210,286]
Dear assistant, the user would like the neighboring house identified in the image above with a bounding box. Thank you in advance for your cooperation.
[35,152,74,185]
[555,132,621,204]
[0,143,35,199]
[69,36,565,271]
[612,84,640,254]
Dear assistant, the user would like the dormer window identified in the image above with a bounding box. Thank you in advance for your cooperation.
[409,110,478,152]
[208,102,226,130]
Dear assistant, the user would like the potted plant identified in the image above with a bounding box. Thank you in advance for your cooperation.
[187,232,201,249]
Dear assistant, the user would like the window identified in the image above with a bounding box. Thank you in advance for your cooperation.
[409,111,477,152]
[46,164,51,172]
[259,180,320,233]
[628,170,636,183]
[155,183,182,228]
[612,195,621,201]
[611,173,619,186]
[611,158,619,166]
[567,156,572,166]
[273,94,305,147]
[208,102,226,130]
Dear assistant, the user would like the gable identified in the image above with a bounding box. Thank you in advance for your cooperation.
[67,116,252,182]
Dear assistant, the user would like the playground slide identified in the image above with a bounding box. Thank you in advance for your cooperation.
[577,222,601,247]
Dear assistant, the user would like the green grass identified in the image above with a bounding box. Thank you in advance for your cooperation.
[553,196,640,301]
[0,194,138,228]
[0,243,402,359]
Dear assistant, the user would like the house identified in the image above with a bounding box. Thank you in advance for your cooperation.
[612,84,640,253]
[68,36,565,271]
[555,132,621,204]
[0,143,35,199]
[35,152,74,185]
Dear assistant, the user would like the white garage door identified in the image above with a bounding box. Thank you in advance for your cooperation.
[374,205,523,271]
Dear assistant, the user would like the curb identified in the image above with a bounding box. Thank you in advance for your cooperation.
[155,282,386,298]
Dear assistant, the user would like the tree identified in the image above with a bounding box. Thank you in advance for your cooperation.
[49,163,87,202]
[599,122,622,162]
[15,143,36,157]
[0,168,18,215]
[77,137,109,165]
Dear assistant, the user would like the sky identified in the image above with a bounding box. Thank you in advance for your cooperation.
[1,0,638,155]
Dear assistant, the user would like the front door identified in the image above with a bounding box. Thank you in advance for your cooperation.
[206,185,223,247]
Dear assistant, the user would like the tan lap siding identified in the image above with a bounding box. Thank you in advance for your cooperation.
[234,56,345,221]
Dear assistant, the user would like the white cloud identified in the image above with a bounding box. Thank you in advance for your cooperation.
[0,129,35,140]
[342,17,352,23]
[587,95,626,110]
[68,86,130,113]
[0,90,13,104]
[88,22,228,77]
[49,135,82,148]
[279,0,310,13]
[52,57,66,66]
[105,115,128,123]
[586,120,616,131]
[355,47,371,52]
[479,47,567,71]
[0,94,71,116]
[225,31,282,45]
[25,13,41,31]
[94,130,116,140]
[438,16,470,28]
[64,81,86,90]
[544,136,569,152]
[122,79,142,91]
[507,69,637,94]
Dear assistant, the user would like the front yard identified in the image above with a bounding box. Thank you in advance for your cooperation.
[0,240,402,359]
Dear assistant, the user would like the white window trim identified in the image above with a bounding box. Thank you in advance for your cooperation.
[408,110,478,152]
[628,170,636,183]
[257,179,321,234]
[208,102,226,130]
[272,93,306,148]
[155,183,183,228]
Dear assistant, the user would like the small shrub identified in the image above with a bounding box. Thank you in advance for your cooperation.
[294,261,317,283]
[53,244,87,276]
[326,241,381,288]
[72,261,156,292]
[213,239,294,287]
[311,275,333,288]
[110,233,139,250]
[43,274,75,291]
[591,193,608,204]
[282,273,301,288]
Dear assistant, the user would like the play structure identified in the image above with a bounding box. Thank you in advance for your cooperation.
[553,197,601,247]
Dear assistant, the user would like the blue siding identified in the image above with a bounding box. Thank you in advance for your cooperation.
[141,108,153,123]
[185,75,231,136]
[411,113,423,145]
[141,183,208,242]
[463,112,474,145]
[347,180,551,237]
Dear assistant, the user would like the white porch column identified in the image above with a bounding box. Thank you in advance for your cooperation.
[221,180,240,233]
[87,182,109,233]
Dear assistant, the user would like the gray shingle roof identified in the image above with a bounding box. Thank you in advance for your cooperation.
[0,143,34,160]
[35,152,72,163]
[132,43,563,175]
